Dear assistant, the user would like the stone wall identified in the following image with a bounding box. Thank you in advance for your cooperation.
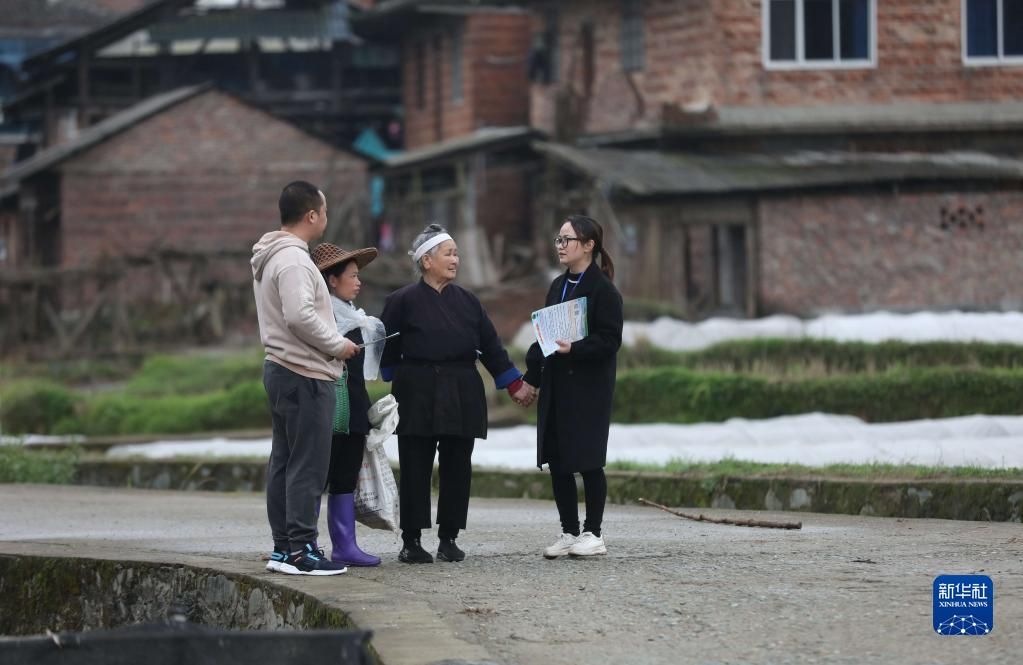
[73,460,1023,522]
[0,556,355,636]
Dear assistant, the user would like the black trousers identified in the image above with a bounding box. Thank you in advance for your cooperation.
[550,468,607,537]
[545,413,607,537]
[263,361,334,551]
[326,432,366,495]
[398,435,474,538]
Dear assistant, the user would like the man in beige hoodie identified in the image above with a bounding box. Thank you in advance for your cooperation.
[252,180,358,576]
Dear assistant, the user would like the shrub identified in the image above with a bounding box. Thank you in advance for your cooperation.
[62,380,271,436]
[0,381,78,435]
[612,366,1023,423]
[126,351,264,397]
[611,338,1023,377]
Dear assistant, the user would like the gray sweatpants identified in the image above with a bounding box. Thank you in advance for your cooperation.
[263,360,335,551]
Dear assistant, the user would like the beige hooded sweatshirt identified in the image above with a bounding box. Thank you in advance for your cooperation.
[251,231,347,381]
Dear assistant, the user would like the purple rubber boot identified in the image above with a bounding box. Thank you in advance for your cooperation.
[327,493,381,567]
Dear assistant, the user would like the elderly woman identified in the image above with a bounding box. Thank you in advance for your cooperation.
[380,223,533,564]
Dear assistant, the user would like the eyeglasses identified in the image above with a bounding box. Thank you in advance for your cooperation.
[553,235,581,248]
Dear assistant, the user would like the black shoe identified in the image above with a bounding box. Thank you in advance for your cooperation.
[398,538,434,564]
[437,537,465,562]
[281,544,347,576]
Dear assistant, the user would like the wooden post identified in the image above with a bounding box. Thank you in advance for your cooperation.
[680,224,691,319]
[77,49,91,128]
[746,209,760,319]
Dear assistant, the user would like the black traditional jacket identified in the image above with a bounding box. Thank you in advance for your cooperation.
[380,280,521,439]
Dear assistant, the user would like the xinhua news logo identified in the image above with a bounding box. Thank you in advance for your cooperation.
[933,575,994,636]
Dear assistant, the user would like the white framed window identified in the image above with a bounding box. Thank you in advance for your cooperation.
[963,0,1023,65]
[763,0,875,69]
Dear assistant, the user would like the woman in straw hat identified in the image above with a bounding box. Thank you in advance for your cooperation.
[311,242,384,567]
[379,223,534,564]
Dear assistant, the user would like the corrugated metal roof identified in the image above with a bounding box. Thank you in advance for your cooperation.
[380,126,537,170]
[535,142,1023,197]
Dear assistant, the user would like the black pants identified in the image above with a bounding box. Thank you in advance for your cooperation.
[398,435,474,539]
[327,432,366,495]
[545,413,607,537]
[550,468,607,537]
[263,361,334,551]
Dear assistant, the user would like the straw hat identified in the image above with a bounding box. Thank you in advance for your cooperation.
[312,243,378,273]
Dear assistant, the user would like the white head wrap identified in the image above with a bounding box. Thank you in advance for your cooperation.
[411,233,453,262]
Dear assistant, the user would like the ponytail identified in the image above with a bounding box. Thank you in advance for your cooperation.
[597,247,615,280]
[564,213,615,281]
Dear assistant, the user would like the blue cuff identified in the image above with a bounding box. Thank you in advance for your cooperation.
[381,367,394,382]
[493,366,523,390]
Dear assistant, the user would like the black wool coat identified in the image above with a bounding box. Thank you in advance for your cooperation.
[524,261,623,473]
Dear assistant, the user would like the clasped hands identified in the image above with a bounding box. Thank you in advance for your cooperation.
[510,381,537,407]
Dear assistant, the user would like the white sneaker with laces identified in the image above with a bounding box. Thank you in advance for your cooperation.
[568,531,606,557]
[543,533,578,559]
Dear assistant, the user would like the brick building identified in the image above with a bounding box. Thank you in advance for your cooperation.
[0,85,368,273]
[353,2,541,289]
[521,0,1023,318]
[0,84,370,352]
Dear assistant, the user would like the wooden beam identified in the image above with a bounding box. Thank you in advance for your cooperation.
[746,209,760,318]
[77,49,91,127]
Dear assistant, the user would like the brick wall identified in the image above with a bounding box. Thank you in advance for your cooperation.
[402,12,531,149]
[530,0,1023,137]
[57,90,367,276]
[757,188,1023,314]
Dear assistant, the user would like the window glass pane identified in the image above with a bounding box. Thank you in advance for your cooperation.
[967,0,998,56]
[1004,0,1023,55]
[415,42,425,109]
[804,0,834,59]
[621,0,645,72]
[547,11,560,82]
[451,26,464,101]
[839,0,869,59]
[769,0,796,60]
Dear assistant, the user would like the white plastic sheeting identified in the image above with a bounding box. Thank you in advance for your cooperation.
[512,310,1023,351]
[103,413,1023,470]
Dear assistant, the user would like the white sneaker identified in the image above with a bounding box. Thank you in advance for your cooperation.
[543,533,578,559]
[568,531,606,557]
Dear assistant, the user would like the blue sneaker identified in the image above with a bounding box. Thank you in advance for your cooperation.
[280,544,348,576]
[265,547,289,572]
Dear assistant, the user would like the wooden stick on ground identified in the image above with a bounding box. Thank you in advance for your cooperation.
[637,497,802,530]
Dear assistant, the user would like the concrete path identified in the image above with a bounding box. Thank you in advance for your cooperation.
[1,485,1020,664]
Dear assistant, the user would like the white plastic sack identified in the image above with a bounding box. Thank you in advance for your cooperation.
[355,395,400,532]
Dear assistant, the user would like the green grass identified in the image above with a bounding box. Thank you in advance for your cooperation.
[8,338,1023,436]
[606,458,1023,480]
[0,356,143,387]
[125,351,265,396]
[0,443,81,484]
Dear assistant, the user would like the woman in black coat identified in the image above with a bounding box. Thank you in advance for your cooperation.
[380,224,532,565]
[524,214,623,559]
